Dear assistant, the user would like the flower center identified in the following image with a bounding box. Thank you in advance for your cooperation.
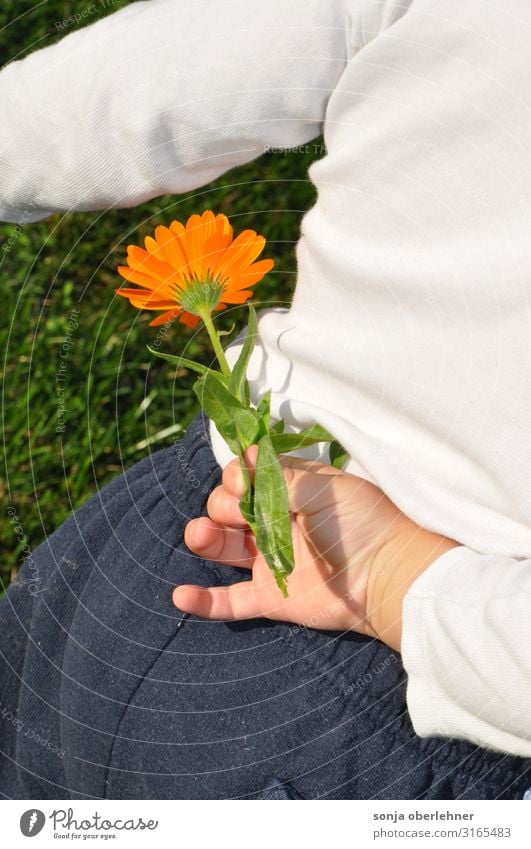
[178,273,225,316]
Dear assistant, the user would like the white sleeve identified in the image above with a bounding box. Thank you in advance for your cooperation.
[0,0,351,223]
[401,546,531,757]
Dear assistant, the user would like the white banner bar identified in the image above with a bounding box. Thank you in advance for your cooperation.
[1,799,530,848]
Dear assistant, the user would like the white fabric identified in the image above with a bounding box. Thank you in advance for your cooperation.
[402,545,531,757]
[1,0,531,755]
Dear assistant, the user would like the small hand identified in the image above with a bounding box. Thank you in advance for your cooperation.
[173,448,458,650]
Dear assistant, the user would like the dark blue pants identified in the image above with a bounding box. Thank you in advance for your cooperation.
[1,414,530,799]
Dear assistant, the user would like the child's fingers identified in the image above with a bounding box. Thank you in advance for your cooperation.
[172,581,260,621]
[206,485,248,527]
[222,449,341,498]
[223,453,351,516]
[221,445,259,497]
[184,516,255,568]
[208,463,345,528]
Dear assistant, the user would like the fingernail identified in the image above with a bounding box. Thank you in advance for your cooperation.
[184,520,197,546]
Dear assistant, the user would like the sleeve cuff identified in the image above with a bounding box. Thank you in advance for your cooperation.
[401,545,531,756]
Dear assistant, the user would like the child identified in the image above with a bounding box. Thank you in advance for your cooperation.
[1,0,530,798]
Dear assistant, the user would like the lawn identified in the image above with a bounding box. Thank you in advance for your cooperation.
[0,0,320,587]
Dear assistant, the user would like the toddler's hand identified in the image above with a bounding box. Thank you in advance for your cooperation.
[173,448,458,650]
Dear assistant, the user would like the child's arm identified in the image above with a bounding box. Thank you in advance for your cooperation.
[400,549,531,758]
[0,0,351,223]
[175,450,531,758]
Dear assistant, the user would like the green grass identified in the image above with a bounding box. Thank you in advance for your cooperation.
[0,0,320,587]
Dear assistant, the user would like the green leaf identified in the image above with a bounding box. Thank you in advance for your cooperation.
[228,304,257,405]
[234,407,260,449]
[253,434,295,597]
[217,323,235,337]
[270,418,285,435]
[255,389,271,439]
[237,450,256,530]
[147,347,219,378]
[269,423,334,455]
[194,372,259,453]
[329,439,349,470]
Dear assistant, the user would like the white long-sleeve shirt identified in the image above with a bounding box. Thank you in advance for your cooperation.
[1,0,531,757]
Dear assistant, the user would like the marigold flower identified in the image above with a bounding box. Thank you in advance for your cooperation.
[116,210,274,327]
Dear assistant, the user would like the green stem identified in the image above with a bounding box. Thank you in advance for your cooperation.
[200,309,231,377]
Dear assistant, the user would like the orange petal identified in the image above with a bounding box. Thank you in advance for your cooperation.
[214,213,233,239]
[222,289,254,304]
[225,258,274,292]
[180,212,219,278]
[129,301,176,311]
[195,210,216,231]
[126,244,148,264]
[179,311,201,328]
[149,309,182,326]
[215,230,266,280]
[117,266,171,293]
[118,265,188,298]
[202,232,234,276]
[169,219,186,237]
[154,225,189,272]
[185,211,216,240]
[116,287,176,310]
[127,245,176,282]
[144,234,167,261]
[116,287,158,300]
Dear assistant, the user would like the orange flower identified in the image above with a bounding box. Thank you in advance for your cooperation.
[116,210,274,327]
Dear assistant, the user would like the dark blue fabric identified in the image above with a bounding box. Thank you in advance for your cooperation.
[1,413,529,799]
